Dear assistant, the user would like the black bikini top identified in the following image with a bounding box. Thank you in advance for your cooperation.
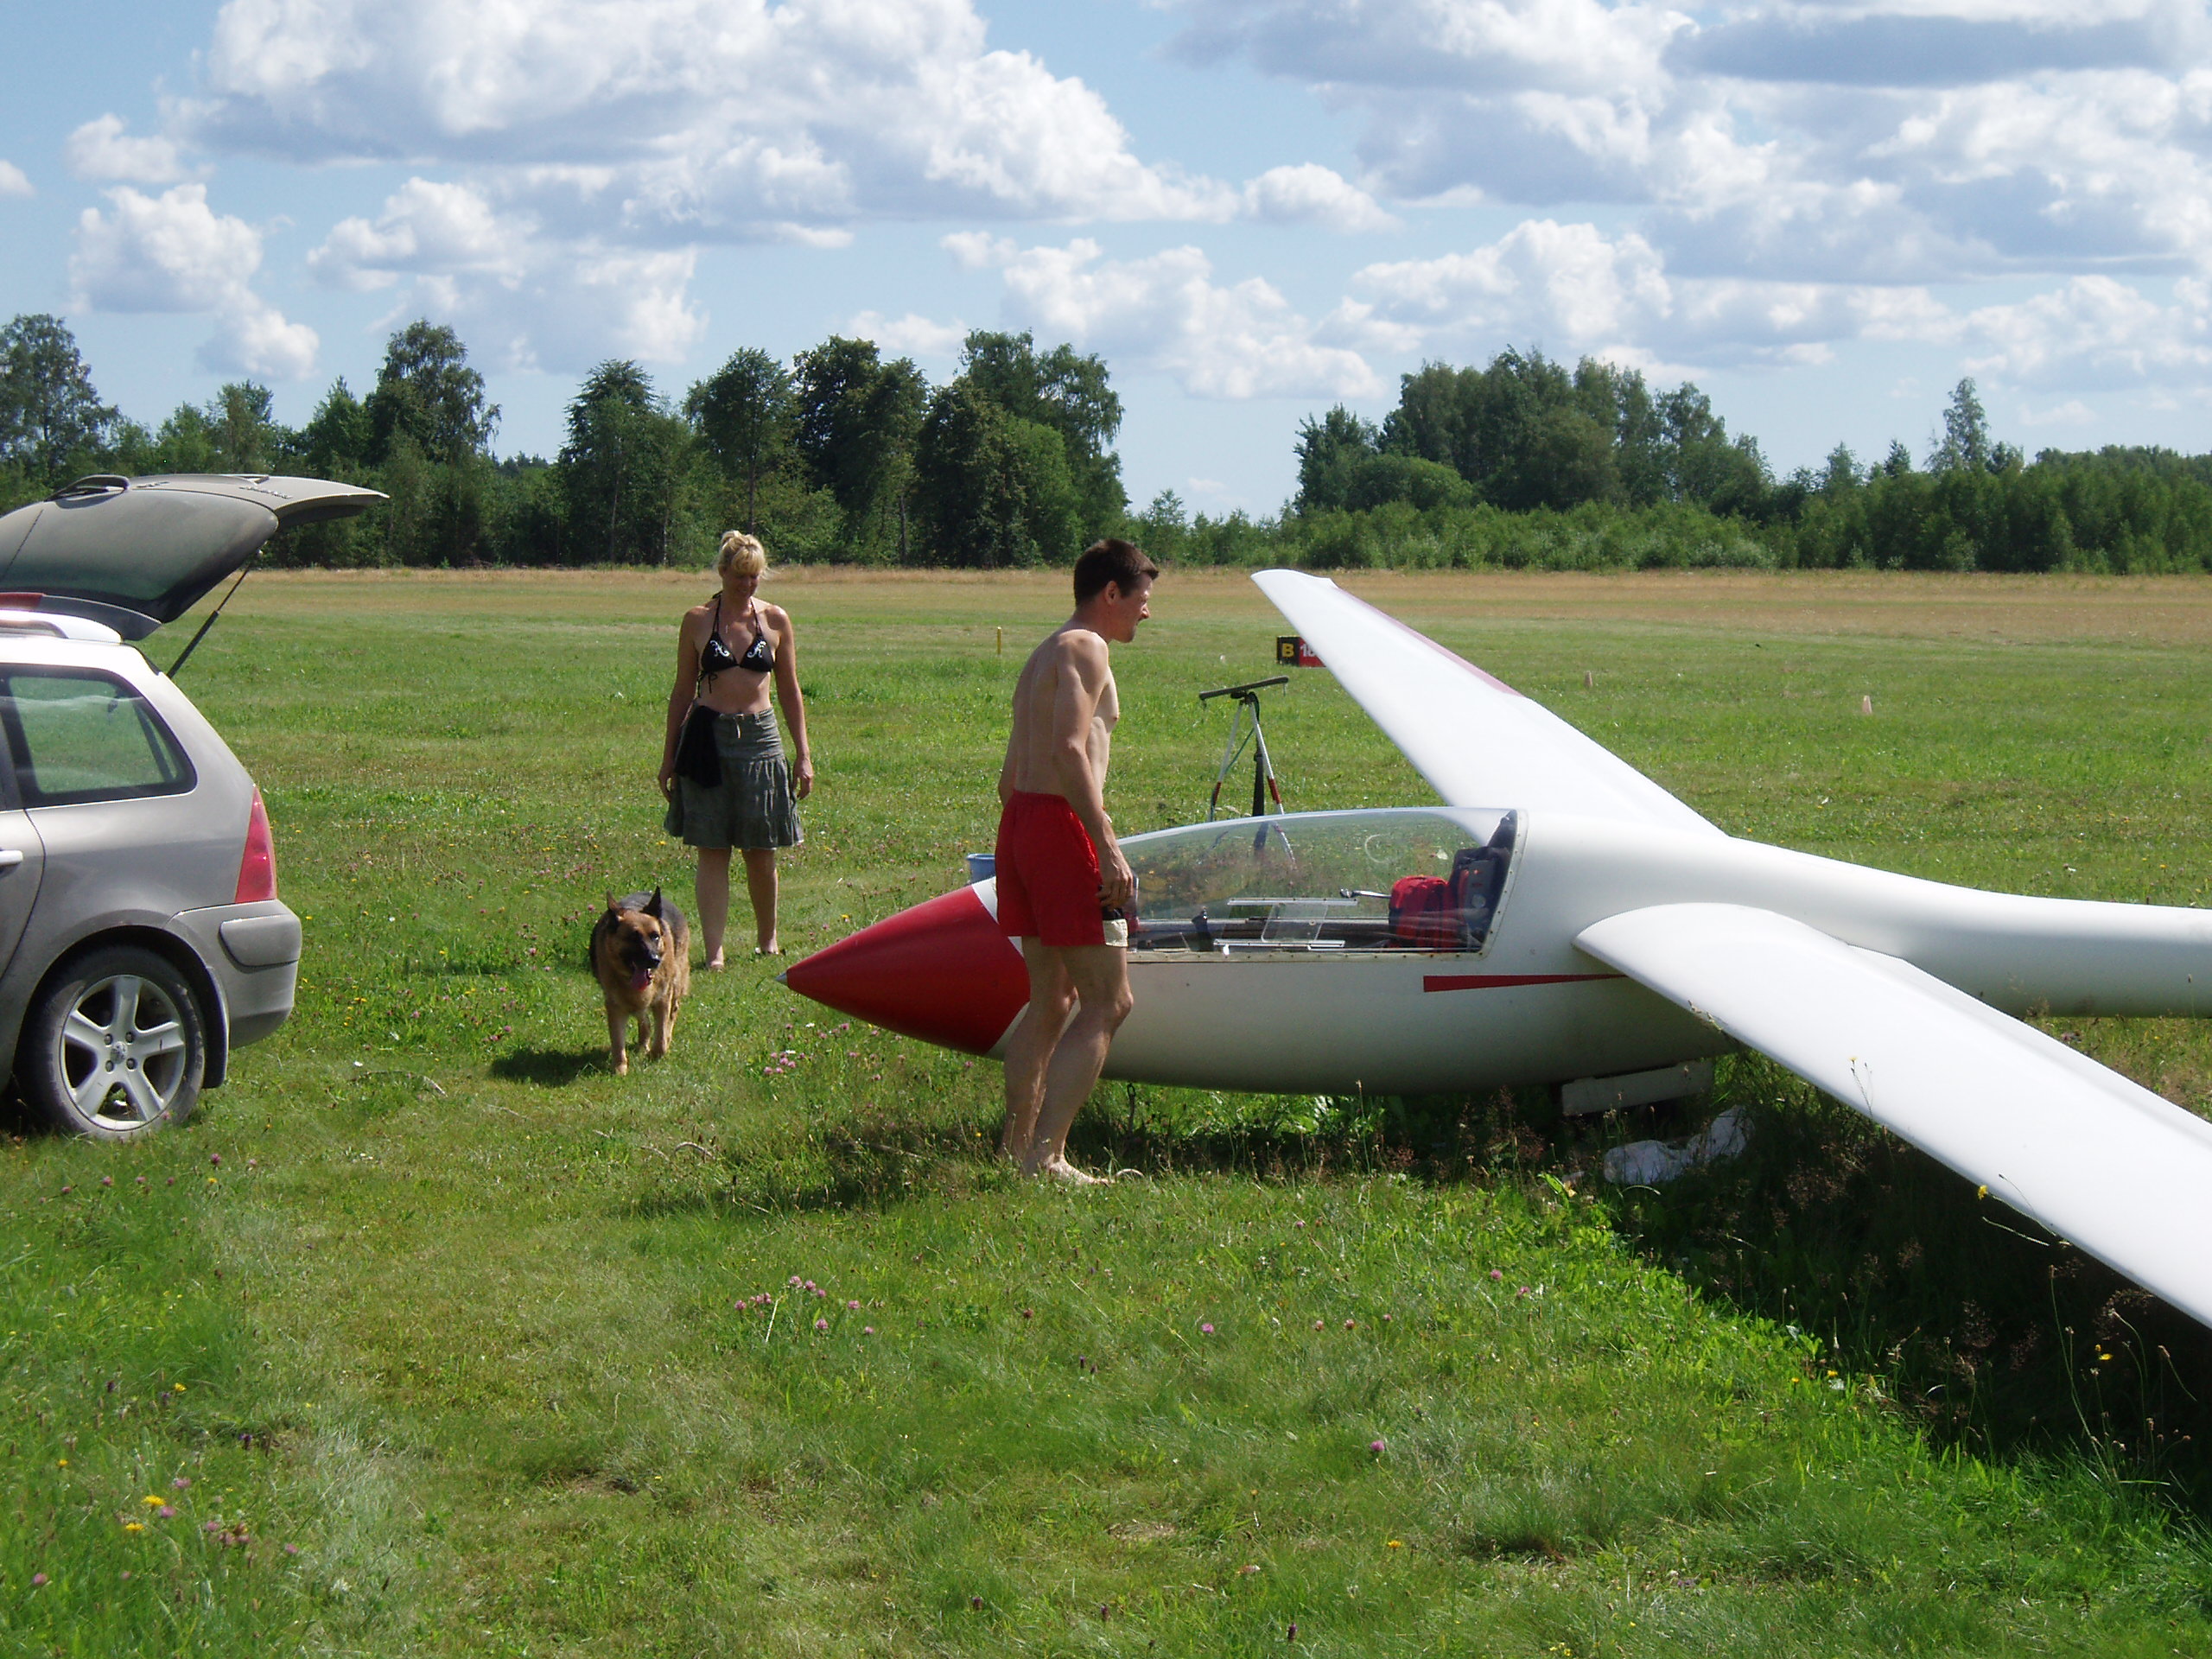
[699,594,773,684]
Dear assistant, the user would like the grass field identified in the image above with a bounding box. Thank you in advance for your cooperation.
[8,566,2212,1655]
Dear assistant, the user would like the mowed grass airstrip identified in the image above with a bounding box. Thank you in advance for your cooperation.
[10,567,2212,1655]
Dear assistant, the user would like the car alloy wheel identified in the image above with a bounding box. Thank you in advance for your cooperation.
[20,945,207,1138]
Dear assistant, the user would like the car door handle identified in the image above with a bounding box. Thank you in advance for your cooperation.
[0,851,22,869]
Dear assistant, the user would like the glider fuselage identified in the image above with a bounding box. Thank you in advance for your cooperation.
[1110,810,2212,1095]
[788,805,2212,1098]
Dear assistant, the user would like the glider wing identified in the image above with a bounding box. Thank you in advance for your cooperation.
[1252,569,1717,832]
[1578,900,2212,1327]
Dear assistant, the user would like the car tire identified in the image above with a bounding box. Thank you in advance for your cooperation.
[17,945,207,1139]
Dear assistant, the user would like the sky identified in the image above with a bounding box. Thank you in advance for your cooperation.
[2,0,2209,516]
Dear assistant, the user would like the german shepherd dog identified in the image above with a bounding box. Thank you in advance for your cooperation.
[589,888,690,1075]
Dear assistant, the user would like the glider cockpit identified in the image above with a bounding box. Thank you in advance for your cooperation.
[1122,807,1517,956]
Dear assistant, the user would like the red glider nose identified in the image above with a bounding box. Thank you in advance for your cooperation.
[783,884,1031,1055]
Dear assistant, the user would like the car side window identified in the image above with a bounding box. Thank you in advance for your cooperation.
[0,671,195,806]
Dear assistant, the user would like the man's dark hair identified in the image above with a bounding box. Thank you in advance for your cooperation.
[1073,538,1158,605]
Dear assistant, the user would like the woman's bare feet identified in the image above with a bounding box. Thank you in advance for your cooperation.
[705,951,726,971]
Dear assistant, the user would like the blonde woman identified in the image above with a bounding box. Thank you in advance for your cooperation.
[659,532,812,964]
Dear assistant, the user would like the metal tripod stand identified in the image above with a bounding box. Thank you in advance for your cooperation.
[1199,675,1289,820]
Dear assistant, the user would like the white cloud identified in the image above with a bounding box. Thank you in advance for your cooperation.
[72,184,264,313]
[189,0,1236,232]
[847,311,969,357]
[1960,276,2212,388]
[308,178,530,290]
[1241,164,1398,232]
[965,236,1382,398]
[305,178,700,369]
[1168,0,2212,289]
[0,161,31,199]
[1355,219,1672,341]
[945,232,1022,270]
[2015,397,2096,427]
[491,248,705,369]
[69,185,318,378]
[205,302,321,381]
[1173,0,1686,104]
[65,115,193,184]
[1336,211,2212,395]
[1349,217,1959,368]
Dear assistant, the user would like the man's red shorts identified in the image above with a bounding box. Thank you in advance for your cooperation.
[995,791,1114,948]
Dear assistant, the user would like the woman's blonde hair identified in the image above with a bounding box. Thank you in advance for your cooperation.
[717,531,767,578]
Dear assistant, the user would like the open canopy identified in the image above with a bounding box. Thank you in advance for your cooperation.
[0,474,385,639]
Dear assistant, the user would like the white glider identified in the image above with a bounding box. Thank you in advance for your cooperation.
[789,569,2212,1327]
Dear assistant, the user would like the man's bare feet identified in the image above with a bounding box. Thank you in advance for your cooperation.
[1024,1154,1111,1185]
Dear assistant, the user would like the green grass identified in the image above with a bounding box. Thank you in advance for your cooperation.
[7,567,2212,1654]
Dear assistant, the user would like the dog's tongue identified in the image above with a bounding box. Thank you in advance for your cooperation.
[630,969,652,994]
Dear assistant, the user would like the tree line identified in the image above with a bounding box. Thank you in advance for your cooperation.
[5,309,2211,572]
[0,314,1128,569]
[1263,354,2212,574]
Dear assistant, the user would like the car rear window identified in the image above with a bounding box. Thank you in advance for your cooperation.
[0,671,195,805]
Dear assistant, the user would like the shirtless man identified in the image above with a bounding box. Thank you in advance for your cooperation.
[995,537,1158,1181]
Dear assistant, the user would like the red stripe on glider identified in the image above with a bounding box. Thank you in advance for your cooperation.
[1422,973,1622,993]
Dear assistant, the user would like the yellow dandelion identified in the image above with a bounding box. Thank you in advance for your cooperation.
[173,1383,187,1393]
[1387,1539,1404,1549]
[124,1522,144,1533]
[143,1495,164,1506]
[55,1459,67,1467]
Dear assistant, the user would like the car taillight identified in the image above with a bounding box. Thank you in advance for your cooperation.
[234,789,277,903]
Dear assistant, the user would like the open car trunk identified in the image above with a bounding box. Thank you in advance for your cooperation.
[0,474,385,639]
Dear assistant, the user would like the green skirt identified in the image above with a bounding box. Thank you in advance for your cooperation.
[664,709,804,850]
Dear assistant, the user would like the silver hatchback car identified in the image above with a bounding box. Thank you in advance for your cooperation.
[0,473,380,1138]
